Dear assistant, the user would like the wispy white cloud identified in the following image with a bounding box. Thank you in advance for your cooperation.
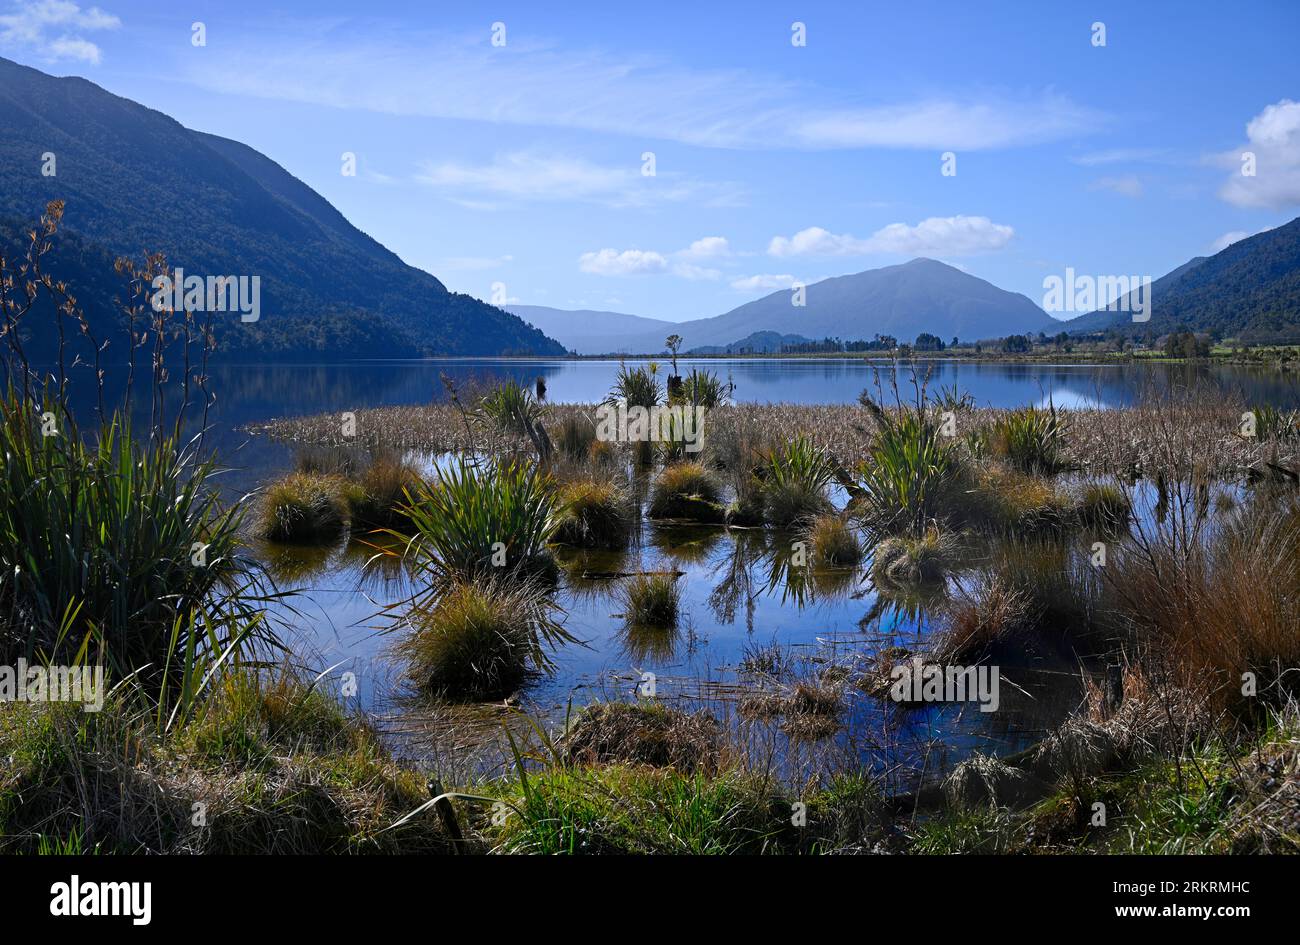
[1213,99,1300,210]
[1088,174,1143,197]
[1070,148,1170,166]
[414,151,741,209]
[791,92,1103,150]
[730,273,797,292]
[0,0,119,65]
[174,27,1102,152]
[578,248,668,276]
[768,216,1014,258]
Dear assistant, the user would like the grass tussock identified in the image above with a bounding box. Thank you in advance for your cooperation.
[648,461,724,522]
[560,701,722,773]
[0,394,275,685]
[618,573,681,630]
[256,472,348,543]
[988,405,1070,475]
[854,394,956,537]
[346,456,425,531]
[805,513,862,567]
[552,477,633,549]
[0,674,455,854]
[398,578,570,701]
[762,435,835,528]
[870,527,954,588]
[397,455,558,585]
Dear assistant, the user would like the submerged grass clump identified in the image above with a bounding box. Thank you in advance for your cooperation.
[870,527,953,588]
[561,701,722,773]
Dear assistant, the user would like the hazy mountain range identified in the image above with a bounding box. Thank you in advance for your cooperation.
[3,56,1297,363]
[516,223,1300,354]
[510,258,1058,354]
[0,56,563,360]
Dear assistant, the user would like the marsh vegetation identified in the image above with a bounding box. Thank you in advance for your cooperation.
[3,205,1298,854]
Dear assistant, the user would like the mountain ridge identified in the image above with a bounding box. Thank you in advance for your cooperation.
[0,56,564,360]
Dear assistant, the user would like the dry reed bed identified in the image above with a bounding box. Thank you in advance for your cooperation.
[247,401,1297,477]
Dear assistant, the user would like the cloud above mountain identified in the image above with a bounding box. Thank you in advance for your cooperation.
[0,0,119,65]
[768,216,1014,257]
[1215,99,1300,210]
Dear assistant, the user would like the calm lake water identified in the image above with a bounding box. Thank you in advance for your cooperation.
[153,357,1300,493]
[60,357,1300,783]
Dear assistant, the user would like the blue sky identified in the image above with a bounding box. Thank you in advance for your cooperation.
[2,0,1298,322]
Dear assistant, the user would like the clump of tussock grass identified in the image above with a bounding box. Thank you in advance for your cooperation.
[762,434,835,527]
[345,455,425,531]
[256,472,349,543]
[397,578,570,701]
[560,701,722,773]
[396,455,558,586]
[870,527,954,588]
[552,477,634,549]
[1250,404,1300,441]
[0,672,458,854]
[1074,480,1131,532]
[648,461,724,522]
[1101,497,1300,713]
[988,405,1070,475]
[605,361,663,409]
[958,465,1074,535]
[618,573,681,630]
[805,513,862,567]
[554,411,598,461]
